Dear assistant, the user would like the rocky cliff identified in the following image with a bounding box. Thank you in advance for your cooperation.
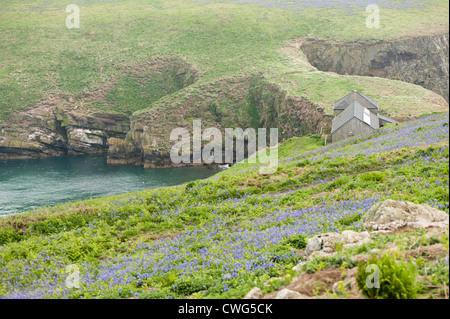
[1,34,448,165]
[107,75,329,168]
[0,107,130,159]
[301,33,449,102]
[0,56,200,160]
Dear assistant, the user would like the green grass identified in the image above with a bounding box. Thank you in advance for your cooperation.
[217,133,324,176]
[277,72,448,117]
[0,0,448,123]
[0,0,448,299]
[0,113,448,299]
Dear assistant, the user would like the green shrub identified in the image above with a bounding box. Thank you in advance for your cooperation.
[139,289,172,299]
[117,286,135,298]
[360,171,385,182]
[172,277,213,296]
[302,258,326,274]
[263,184,277,192]
[416,146,437,157]
[31,218,63,235]
[185,180,199,192]
[356,252,418,299]
[421,258,449,288]
[295,159,310,167]
[119,228,140,241]
[335,213,360,228]
[0,226,22,245]
[280,234,308,250]
[333,176,349,187]
[326,157,347,168]
[327,253,357,268]
[267,245,298,264]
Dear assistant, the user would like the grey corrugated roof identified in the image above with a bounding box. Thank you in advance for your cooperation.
[331,101,379,134]
[333,90,378,110]
[378,114,398,124]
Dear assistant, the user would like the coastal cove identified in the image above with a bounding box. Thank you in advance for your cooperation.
[0,155,220,216]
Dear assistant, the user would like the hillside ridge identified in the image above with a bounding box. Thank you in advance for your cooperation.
[1,32,448,162]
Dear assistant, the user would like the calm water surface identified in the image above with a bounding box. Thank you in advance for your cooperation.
[0,154,220,216]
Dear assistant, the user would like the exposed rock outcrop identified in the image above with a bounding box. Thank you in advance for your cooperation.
[301,33,449,101]
[275,288,304,299]
[0,56,201,160]
[0,108,130,159]
[57,110,130,155]
[303,200,449,260]
[243,287,263,299]
[362,199,450,231]
[108,75,329,168]
[304,230,371,260]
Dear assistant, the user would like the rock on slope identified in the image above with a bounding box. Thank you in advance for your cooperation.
[246,200,449,299]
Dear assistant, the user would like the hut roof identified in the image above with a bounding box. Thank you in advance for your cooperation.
[333,90,378,110]
[378,114,398,124]
[331,101,379,134]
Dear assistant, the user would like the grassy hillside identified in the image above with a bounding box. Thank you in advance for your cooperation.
[0,112,448,299]
[0,0,448,300]
[0,0,448,124]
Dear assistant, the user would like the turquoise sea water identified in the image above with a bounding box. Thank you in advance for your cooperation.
[0,154,219,216]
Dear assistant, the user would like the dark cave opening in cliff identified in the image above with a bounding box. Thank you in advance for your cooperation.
[54,119,69,153]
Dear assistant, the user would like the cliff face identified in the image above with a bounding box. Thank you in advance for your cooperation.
[1,34,448,164]
[108,32,450,168]
[107,75,329,168]
[0,56,201,160]
[301,33,449,102]
[0,108,130,159]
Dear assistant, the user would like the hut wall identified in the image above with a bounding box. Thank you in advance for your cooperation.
[332,118,375,143]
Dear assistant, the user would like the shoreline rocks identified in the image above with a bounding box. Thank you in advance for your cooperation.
[0,109,130,160]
